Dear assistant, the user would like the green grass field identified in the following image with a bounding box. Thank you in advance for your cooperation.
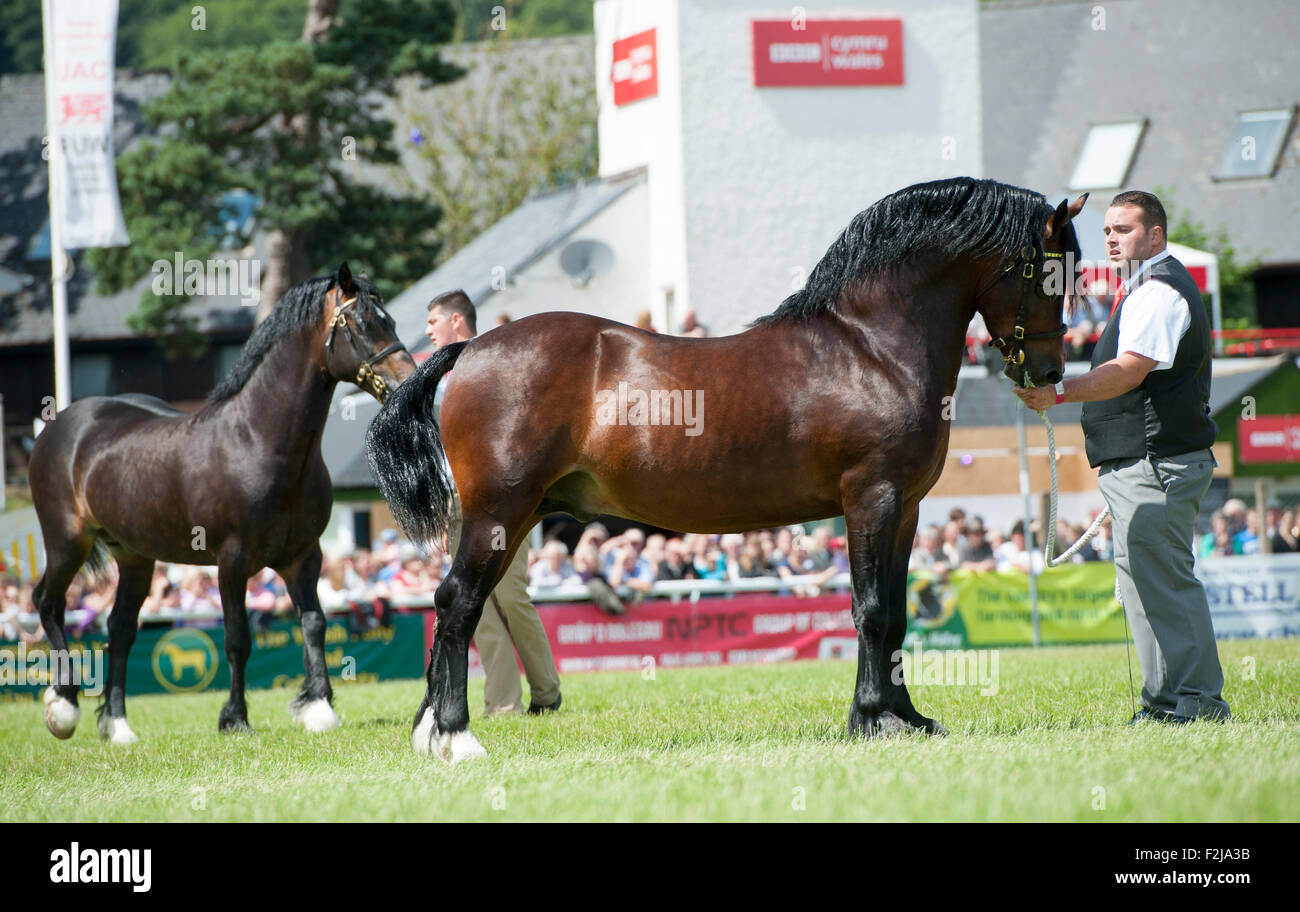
[2,638,1297,822]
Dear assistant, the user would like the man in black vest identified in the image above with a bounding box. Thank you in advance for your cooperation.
[1014,190,1229,724]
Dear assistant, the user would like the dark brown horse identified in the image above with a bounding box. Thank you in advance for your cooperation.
[31,263,414,742]
[366,178,1086,762]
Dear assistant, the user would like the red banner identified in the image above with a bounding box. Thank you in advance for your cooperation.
[612,28,658,106]
[752,19,903,87]
[424,593,859,674]
[1238,415,1300,463]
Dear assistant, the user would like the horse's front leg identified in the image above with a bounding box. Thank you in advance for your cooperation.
[280,544,339,732]
[96,552,155,744]
[843,477,944,737]
[216,558,254,733]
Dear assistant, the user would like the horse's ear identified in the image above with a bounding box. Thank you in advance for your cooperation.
[1043,198,1071,240]
[1068,192,1089,220]
[337,261,355,295]
[1045,192,1089,240]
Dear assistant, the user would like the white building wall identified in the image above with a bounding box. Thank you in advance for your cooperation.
[596,0,983,335]
[594,0,689,333]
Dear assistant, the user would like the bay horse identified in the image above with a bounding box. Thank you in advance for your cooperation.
[30,263,414,742]
[366,178,1086,762]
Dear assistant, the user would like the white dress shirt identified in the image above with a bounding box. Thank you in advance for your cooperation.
[1116,248,1191,372]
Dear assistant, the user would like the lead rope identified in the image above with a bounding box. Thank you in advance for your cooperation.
[1025,383,1137,719]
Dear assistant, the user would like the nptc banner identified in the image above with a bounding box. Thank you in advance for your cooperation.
[43,0,130,249]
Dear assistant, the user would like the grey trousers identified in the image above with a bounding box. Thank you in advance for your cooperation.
[1097,449,1229,720]
[447,498,560,716]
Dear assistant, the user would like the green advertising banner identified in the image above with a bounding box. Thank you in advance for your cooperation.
[0,614,426,703]
[906,563,1125,648]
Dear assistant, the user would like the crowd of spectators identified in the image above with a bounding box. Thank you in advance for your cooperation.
[1197,498,1299,557]
[3,501,1297,638]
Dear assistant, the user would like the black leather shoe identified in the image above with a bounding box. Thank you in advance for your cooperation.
[527,691,561,715]
[1128,708,1189,725]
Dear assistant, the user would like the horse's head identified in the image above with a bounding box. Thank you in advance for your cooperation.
[322,262,416,403]
[976,193,1088,388]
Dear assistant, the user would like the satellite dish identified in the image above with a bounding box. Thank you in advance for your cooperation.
[559,239,615,286]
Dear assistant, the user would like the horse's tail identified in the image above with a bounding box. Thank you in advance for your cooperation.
[82,536,113,587]
[365,341,468,548]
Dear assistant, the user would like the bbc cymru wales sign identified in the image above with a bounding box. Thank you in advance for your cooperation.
[752,19,904,87]
[0,615,425,701]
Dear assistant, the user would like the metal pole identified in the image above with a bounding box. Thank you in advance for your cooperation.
[1016,398,1041,647]
[42,0,71,411]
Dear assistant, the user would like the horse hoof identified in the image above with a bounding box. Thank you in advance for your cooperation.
[848,707,941,739]
[98,714,139,745]
[411,706,437,756]
[436,728,487,765]
[292,698,339,733]
[43,687,80,740]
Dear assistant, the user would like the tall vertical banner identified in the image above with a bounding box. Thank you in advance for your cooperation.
[43,0,130,249]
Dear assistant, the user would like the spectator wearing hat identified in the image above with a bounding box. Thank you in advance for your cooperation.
[957,518,996,572]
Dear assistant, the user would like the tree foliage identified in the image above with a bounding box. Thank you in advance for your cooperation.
[405,32,597,262]
[1159,188,1261,328]
[86,0,464,354]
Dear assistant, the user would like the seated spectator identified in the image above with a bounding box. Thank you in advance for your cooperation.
[908,525,949,579]
[606,534,655,596]
[768,527,795,571]
[246,569,293,629]
[736,539,769,578]
[642,534,667,574]
[1233,510,1260,555]
[719,534,745,581]
[995,521,1029,573]
[391,548,437,597]
[941,519,965,567]
[957,518,996,572]
[656,537,692,581]
[373,529,403,582]
[529,541,581,589]
[827,536,851,575]
[1073,523,1101,561]
[778,542,838,596]
[804,526,834,572]
[317,558,351,607]
[179,567,221,615]
[1271,508,1298,553]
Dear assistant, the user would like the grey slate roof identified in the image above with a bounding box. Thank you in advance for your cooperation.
[384,167,645,357]
[981,0,1300,266]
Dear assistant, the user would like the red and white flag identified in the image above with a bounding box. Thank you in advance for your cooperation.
[43,0,130,249]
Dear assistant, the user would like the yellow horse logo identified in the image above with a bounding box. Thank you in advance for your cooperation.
[151,628,219,693]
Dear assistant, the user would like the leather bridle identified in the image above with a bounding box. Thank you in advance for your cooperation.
[325,291,406,402]
[975,245,1068,372]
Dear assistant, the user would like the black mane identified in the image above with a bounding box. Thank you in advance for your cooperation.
[754,177,1054,325]
[206,273,387,405]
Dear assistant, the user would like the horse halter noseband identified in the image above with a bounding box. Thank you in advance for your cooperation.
[975,245,1068,371]
[326,292,406,402]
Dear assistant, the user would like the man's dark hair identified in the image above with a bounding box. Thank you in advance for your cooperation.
[1110,190,1167,235]
[428,289,477,334]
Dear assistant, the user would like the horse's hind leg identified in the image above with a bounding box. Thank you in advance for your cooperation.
[34,531,95,739]
[412,512,520,763]
[216,558,254,733]
[280,544,339,732]
[843,479,943,738]
[91,552,153,744]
